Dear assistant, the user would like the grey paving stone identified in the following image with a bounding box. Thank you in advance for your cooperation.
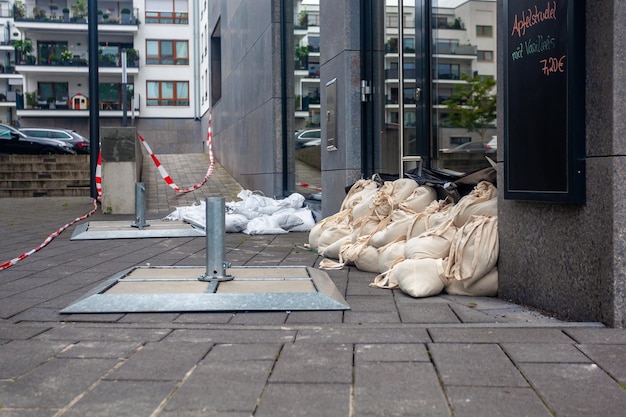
[284,310,344,324]
[165,328,296,344]
[344,310,401,324]
[159,411,250,417]
[0,357,119,408]
[0,298,47,319]
[344,295,397,312]
[576,344,626,382]
[398,303,461,324]
[429,327,575,343]
[565,328,626,344]
[448,303,501,323]
[295,326,431,344]
[173,312,234,324]
[117,313,181,323]
[205,343,281,362]
[61,380,176,417]
[35,325,171,342]
[355,361,451,416]
[269,343,352,383]
[254,383,351,417]
[0,340,69,379]
[229,311,288,325]
[429,343,528,387]
[57,341,142,359]
[355,343,430,362]
[0,324,49,340]
[164,360,272,413]
[501,343,592,363]
[519,362,626,416]
[446,386,552,417]
[0,410,58,417]
[106,341,210,381]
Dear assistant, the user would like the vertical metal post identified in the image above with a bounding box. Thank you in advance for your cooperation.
[88,0,100,200]
[121,49,127,127]
[131,182,149,229]
[200,197,232,281]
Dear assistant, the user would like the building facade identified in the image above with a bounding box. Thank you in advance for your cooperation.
[2,0,210,152]
[207,0,626,327]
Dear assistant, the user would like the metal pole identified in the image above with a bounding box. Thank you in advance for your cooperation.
[121,49,127,127]
[199,197,232,281]
[131,182,149,229]
[88,0,100,199]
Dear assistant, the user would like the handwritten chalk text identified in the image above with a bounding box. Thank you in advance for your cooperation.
[511,1,557,38]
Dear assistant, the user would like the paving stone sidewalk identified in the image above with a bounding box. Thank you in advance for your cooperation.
[0,155,624,416]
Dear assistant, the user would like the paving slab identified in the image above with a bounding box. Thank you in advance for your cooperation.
[254,383,351,417]
[501,342,592,363]
[445,386,553,417]
[269,343,352,383]
[519,362,626,417]
[429,343,528,387]
[354,361,450,416]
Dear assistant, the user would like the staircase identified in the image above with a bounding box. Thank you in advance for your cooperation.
[0,155,91,198]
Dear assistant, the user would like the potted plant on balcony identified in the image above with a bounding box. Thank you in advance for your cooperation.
[13,38,33,64]
[71,0,87,22]
[125,48,139,66]
[62,7,70,22]
[97,9,103,23]
[13,0,26,19]
[60,49,73,65]
[25,91,37,109]
[120,8,131,24]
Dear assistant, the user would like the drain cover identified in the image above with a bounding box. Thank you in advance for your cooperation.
[71,220,205,240]
[61,266,349,313]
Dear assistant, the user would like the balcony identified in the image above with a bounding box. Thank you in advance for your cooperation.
[432,44,477,57]
[16,52,140,75]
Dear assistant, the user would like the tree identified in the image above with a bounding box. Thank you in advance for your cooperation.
[443,73,497,142]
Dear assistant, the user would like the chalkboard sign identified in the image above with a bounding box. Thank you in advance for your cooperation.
[504,0,585,203]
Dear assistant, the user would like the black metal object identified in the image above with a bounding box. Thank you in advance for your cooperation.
[88,0,100,200]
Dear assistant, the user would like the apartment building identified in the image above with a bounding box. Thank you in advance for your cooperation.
[2,0,209,153]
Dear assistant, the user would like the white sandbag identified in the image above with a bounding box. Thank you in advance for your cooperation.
[317,222,353,259]
[225,213,249,232]
[444,265,498,297]
[365,181,395,219]
[372,258,445,298]
[243,216,288,235]
[338,235,371,266]
[341,179,379,211]
[404,230,455,260]
[396,258,446,298]
[450,181,497,227]
[399,185,437,213]
[353,244,382,273]
[389,178,419,207]
[406,200,453,239]
[309,209,352,249]
[454,196,497,227]
[283,208,316,232]
[369,208,415,248]
[274,212,304,231]
[378,238,406,273]
[444,215,499,282]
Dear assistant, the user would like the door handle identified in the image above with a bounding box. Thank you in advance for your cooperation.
[415,87,422,102]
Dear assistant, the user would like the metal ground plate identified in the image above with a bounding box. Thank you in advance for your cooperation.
[71,220,205,240]
[61,266,350,313]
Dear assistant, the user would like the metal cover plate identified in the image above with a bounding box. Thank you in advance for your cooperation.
[71,220,205,240]
[61,266,350,313]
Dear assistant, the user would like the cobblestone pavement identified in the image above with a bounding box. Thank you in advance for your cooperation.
[1,155,625,416]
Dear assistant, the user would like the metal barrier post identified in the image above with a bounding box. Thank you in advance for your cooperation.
[199,197,232,282]
[131,182,149,229]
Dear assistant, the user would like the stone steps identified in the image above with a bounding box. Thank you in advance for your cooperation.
[0,155,91,198]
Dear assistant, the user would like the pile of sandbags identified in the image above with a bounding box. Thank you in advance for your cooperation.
[308,177,498,298]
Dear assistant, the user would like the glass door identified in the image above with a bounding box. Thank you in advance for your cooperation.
[379,0,429,177]
[431,0,497,174]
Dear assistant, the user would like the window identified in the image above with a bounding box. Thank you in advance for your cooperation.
[145,0,189,24]
[147,81,189,106]
[37,41,68,65]
[476,25,493,37]
[37,82,68,102]
[477,50,494,61]
[99,83,134,110]
[146,40,189,65]
[210,19,222,105]
[436,63,460,80]
[98,43,133,67]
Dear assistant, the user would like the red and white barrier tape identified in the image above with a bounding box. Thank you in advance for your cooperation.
[2,116,215,270]
[0,199,98,270]
[296,182,322,192]
[137,121,214,193]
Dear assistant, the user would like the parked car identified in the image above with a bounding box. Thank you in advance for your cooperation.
[486,136,497,151]
[295,129,321,149]
[19,127,90,154]
[0,124,76,155]
[441,141,495,154]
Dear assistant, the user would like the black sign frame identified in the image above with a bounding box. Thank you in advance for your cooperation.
[504,0,585,203]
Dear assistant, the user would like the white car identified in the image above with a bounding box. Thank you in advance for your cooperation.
[486,136,497,151]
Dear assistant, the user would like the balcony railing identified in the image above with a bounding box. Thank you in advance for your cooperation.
[16,53,139,68]
[432,44,477,56]
[14,4,139,25]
